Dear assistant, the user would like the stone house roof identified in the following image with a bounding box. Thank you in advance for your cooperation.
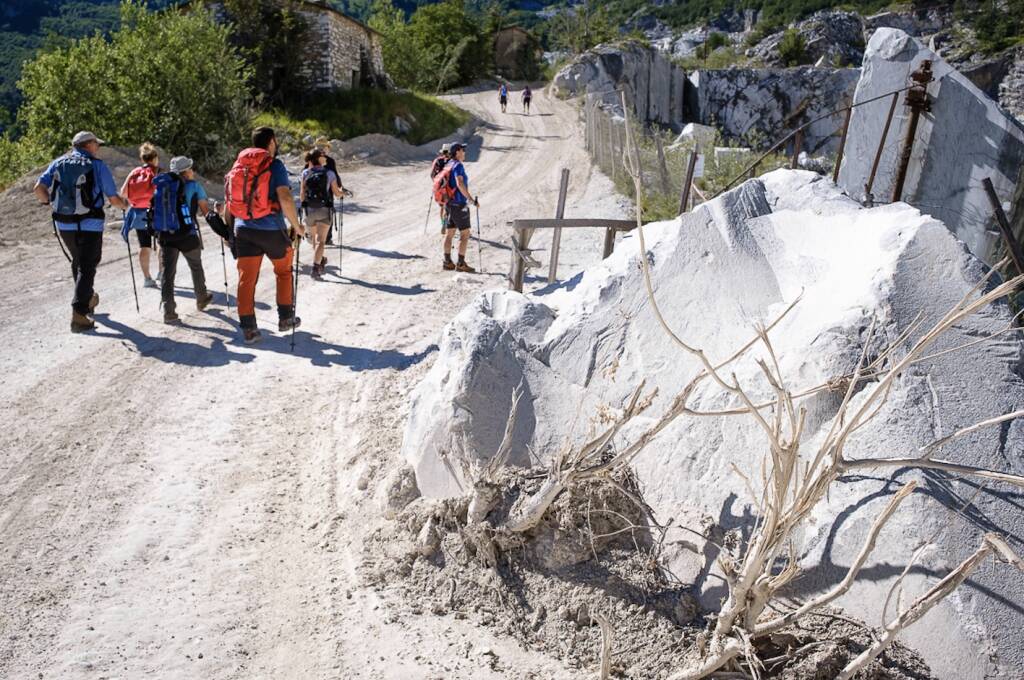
[297,0,381,37]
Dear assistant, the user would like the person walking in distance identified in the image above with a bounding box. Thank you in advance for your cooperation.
[522,85,533,115]
[33,131,127,333]
[151,156,214,324]
[300,148,346,280]
[441,143,478,273]
[224,126,305,344]
[120,142,160,288]
[315,137,340,248]
[499,83,509,113]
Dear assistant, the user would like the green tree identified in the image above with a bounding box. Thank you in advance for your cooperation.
[548,0,616,55]
[777,28,807,66]
[369,0,435,90]
[219,0,310,106]
[17,1,252,169]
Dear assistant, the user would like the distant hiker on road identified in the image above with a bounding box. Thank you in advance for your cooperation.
[120,142,160,288]
[300,148,346,280]
[499,84,509,113]
[33,131,127,333]
[150,156,213,324]
[437,142,477,273]
[225,126,305,344]
[522,86,533,115]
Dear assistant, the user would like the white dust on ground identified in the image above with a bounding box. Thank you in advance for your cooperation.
[0,89,629,679]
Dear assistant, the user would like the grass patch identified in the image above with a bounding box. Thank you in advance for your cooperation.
[254,88,471,150]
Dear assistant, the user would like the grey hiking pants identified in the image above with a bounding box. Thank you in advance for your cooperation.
[159,232,207,313]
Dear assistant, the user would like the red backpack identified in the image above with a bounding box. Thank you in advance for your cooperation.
[432,160,458,206]
[125,165,158,208]
[430,155,447,179]
[225,148,278,220]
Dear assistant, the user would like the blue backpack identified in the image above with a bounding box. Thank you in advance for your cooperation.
[50,153,104,225]
[149,172,195,234]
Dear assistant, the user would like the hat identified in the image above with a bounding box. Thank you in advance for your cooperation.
[315,136,330,149]
[72,131,104,146]
[169,156,194,173]
[439,143,451,154]
[450,143,466,153]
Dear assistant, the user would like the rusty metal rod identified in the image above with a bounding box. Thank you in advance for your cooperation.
[983,177,1024,277]
[679,150,698,215]
[832,105,854,183]
[865,92,900,205]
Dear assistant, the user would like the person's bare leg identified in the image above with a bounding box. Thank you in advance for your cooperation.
[458,228,470,258]
[140,247,152,280]
[443,228,456,257]
[314,221,328,265]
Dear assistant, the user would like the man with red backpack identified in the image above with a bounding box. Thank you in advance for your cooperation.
[120,142,161,288]
[224,126,305,344]
[435,142,478,273]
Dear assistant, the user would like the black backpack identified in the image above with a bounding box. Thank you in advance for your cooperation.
[305,166,331,209]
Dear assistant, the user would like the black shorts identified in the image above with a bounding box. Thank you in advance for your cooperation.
[447,203,471,231]
[136,229,153,249]
[500,96,507,105]
[235,227,291,260]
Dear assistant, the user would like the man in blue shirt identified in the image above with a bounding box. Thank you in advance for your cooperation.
[442,143,478,273]
[157,156,213,325]
[34,131,127,333]
[230,126,305,344]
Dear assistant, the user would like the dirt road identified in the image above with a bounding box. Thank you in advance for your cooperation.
[0,88,627,678]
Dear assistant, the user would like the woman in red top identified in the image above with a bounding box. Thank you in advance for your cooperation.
[120,142,161,287]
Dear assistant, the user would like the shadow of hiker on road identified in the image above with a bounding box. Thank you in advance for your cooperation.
[341,246,425,261]
[92,314,256,367]
[326,275,435,297]
[259,330,438,371]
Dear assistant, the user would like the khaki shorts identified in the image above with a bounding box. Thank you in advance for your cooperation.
[305,207,332,226]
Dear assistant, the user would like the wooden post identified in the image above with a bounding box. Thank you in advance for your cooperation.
[983,177,1024,277]
[602,226,616,259]
[790,128,803,169]
[679,150,698,215]
[865,91,900,206]
[654,132,671,195]
[548,168,570,283]
[610,122,618,183]
[832,105,853,184]
[510,233,525,292]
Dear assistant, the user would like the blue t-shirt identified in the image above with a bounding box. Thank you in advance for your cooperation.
[449,160,469,206]
[236,157,290,231]
[184,179,208,215]
[38,150,118,233]
[499,86,508,98]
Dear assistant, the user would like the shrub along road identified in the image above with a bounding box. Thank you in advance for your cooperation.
[0,88,627,679]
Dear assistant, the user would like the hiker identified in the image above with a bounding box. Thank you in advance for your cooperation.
[431,143,452,232]
[300,148,346,279]
[150,156,213,324]
[499,83,509,113]
[120,142,160,288]
[225,126,305,344]
[33,131,127,333]
[440,142,477,273]
[315,137,340,247]
[522,85,533,115]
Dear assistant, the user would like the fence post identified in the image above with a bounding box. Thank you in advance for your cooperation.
[610,121,618,183]
[865,91,900,206]
[548,168,570,283]
[892,61,933,203]
[983,177,1024,277]
[654,132,671,195]
[679,150,698,215]
[510,232,525,292]
[832,106,853,184]
[790,128,803,169]
[602,226,616,259]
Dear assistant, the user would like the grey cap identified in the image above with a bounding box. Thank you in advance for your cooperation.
[169,156,194,173]
[72,131,104,146]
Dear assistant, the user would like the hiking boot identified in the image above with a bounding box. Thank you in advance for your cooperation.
[88,292,99,313]
[320,256,328,268]
[278,316,301,332]
[455,259,476,273]
[443,256,456,271]
[312,263,323,280]
[243,327,262,344]
[144,277,158,289]
[196,291,214,311]
[164,310,181,325]
[71,311,95,333]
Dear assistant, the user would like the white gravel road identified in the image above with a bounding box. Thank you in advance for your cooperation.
[0,88,628,679]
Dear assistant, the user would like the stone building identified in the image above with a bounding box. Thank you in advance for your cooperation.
[294,1,389,90]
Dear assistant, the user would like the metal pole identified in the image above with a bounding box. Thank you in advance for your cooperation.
[338,196,344,274]
[982,177,1024,277]
[679,150,698,215]
[865,92,900,205]
[790,128,803,169]
[124,211,140,313]
[832,105,854,184]
[892,60,934,204]
[475,201,483,273]
[548,168,570,283]
[291,237,300,352]
[422,194,432,235]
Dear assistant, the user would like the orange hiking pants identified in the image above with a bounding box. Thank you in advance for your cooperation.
[236,251,293,318]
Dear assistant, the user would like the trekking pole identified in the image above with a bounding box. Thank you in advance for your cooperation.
[422,194,432,235]
[291,235,300,352]
[475,200,483,274]
[124,211,140,313]
[338,195,345,274]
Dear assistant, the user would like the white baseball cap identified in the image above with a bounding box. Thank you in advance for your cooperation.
[169,156,194,173]
[440,143,451,154]
[72,131,105,146]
